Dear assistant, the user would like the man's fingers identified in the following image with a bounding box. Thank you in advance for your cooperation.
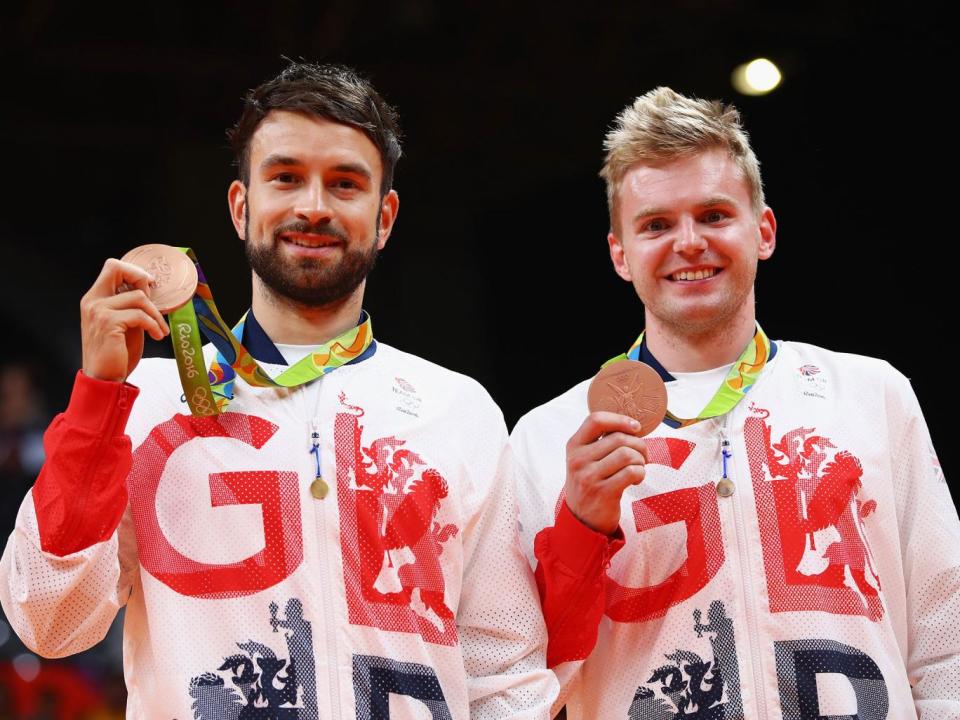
[569,411,641,448]
[593,445,647,482]
[89,258,154,298]
[583,431,648,464]
[567,432,646,473]
[110,308,168,342]
[605,462,647,491]
[564,413,649,536]
[102,288,169,336]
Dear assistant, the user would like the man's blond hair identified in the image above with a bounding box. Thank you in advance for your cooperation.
[600,87,764,233]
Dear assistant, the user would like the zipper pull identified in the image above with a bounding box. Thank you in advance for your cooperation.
[309,420,329,500]
[717,425,735,497]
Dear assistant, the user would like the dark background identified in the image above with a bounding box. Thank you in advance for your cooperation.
[0,0,955,712]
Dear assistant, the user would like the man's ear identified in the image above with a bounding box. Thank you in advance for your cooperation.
[228,180,247,240]
[758,206,776,260]
[376,189,400,250]
[608,231,633,282]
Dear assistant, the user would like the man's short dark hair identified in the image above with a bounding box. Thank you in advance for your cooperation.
[228,61,402,195]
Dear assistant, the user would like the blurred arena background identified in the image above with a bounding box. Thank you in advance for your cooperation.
[0,1,952,716]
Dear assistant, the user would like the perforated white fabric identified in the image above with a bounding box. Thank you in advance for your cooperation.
[512,341,960,719]
[2,343,557,719]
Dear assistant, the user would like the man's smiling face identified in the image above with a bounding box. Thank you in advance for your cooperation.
[608,147,776,338]
[230,110,397,308]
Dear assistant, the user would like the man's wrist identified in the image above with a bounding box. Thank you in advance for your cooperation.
[564,498,620,537]
[547,500,625,573]
[67,370,139,433]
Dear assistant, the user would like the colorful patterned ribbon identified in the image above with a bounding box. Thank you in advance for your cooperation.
[166,248,373,416]
[603,324,773,429]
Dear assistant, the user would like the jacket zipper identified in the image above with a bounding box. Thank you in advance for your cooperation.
[310,410,342,720]
[722,416,769,720]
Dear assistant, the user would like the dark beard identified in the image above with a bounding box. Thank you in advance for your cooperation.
[244,215,379,308]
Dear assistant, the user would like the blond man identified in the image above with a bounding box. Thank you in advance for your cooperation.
[512,87,960,719]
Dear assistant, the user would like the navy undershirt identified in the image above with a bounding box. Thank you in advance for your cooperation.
[240,309,378,367]
[636,333,778,383]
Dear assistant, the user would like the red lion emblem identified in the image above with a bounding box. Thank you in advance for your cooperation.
[748,404,882,620]
[335,393,459,645]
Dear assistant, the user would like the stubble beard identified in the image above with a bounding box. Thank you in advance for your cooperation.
[642,264,757,341]
[244,205,380,309]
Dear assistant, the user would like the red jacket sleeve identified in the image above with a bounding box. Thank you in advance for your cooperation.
[534,501,625,667]
[31,371,139,556]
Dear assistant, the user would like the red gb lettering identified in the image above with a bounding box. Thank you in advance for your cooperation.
[606,476,725,623]
[558,436,726,623]
[128,413,303,599]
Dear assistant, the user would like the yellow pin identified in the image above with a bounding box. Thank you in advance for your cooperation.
[310,477,329,500]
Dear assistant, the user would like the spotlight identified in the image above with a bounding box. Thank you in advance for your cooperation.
[732,58,782,96]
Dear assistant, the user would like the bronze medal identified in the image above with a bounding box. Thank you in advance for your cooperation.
[587,360,668,437]
[120,244,198,314]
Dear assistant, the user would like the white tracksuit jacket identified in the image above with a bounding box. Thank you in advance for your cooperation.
[1,342,557,719]
[512,340,960,719]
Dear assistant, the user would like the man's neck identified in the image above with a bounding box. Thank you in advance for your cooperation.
[250,278,365,346]
[644,309,757,373]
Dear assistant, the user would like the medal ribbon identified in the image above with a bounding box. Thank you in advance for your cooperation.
[603,324,773,429]
[166,248,373,415]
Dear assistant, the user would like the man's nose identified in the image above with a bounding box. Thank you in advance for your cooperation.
[672,217,707,255]
[295,183,333,225]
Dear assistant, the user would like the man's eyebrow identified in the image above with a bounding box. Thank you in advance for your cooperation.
[332,162,372,181]
[700,196,737,208]
[259,154,303,171]
[631,207,667,224]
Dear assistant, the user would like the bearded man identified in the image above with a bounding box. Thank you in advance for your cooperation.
[0,62,556,719]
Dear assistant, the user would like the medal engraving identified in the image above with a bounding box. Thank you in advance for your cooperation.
[588,360,668,437]
[120,244,198,314]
